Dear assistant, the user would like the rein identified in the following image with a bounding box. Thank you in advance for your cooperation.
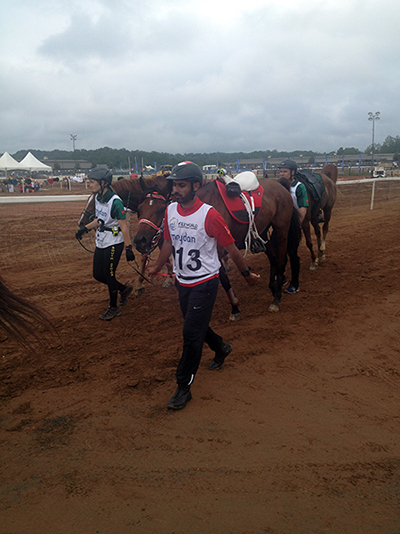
[77,236,95,254]
[127,261,154,285]
[76,233,154,285]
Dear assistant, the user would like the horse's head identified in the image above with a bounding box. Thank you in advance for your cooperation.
[78,192,96,227]
[133,189,168,255]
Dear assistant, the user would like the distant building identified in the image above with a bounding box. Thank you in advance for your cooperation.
[45,159,92,172]
[220,153,395,171]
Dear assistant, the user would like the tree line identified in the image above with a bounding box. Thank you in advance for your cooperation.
[11,135,400,170]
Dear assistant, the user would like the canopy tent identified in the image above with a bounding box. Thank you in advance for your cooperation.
[0,152,22,175]
[18,152,52,172]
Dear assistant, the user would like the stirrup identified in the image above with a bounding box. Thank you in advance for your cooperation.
[251,237,266,254]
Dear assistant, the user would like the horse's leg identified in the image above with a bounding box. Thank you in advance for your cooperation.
[219,263,241,321]
[134,256,146,296]
[162,257,175,288]
[302,220,318,270]
[311,219,322,264]
[264,231,285,313]
[221,255,232,273]
[319,207,332,263]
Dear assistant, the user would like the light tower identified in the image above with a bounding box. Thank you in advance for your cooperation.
[70,133,77,151]
[368,112,380,167]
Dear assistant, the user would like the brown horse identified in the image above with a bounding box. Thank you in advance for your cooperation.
[77,175,173,296]
[133,177,301,313]
[300,164,338,269]
[78,175,243,319]
[78,174,170,227]
[0,275,56,349]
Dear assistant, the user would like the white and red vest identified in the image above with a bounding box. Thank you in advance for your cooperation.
[167,202,221,286]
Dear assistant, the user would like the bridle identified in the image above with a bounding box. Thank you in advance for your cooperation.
[137,192,168,257]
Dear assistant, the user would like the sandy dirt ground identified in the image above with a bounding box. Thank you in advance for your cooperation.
[0,180,399,534]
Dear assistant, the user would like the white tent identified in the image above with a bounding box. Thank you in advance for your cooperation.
[19,152,52,173]
[0,152,22,175]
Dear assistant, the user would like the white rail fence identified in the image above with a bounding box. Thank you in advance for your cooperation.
[337,177,400,210]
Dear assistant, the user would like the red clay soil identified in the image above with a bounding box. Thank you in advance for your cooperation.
[0,183,399,534]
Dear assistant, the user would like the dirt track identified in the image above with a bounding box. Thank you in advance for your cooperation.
[1,183,400,534]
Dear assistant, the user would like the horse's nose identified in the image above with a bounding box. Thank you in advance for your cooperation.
[133,234,149,254]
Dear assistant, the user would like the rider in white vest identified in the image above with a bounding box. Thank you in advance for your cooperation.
[75,168,135,320]
[278,159,309,294]
[148,161,260,410]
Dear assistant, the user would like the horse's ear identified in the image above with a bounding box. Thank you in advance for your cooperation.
[139,176,146,191]
[165,180,173,196]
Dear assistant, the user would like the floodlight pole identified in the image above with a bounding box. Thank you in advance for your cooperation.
[70,134,78,176]
[70,134,77,152]
[368,112,380,167]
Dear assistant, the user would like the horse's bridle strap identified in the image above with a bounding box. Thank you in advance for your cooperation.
[146,192,166,201]
[138,218,161,231]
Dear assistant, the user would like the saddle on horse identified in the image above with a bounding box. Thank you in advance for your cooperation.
[296,169,325,223]
[216,172,266,253]
[296,169,325,202]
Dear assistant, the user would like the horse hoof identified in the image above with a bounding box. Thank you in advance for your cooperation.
[135,287,145,297]
[162,279,173,288]
[319,255,326,264]
[229,312,241,322]
[268,303,280,313]
[309,263,318,271]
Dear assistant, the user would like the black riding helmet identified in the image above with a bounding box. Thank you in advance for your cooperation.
[166,161,203,186]
[88,167,113,185]
[278,159,297,172]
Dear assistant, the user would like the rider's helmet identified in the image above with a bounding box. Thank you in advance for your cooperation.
[88,167,113,185]
[277,159,297,172]
[166,161,203,186]
[217,168,227,176]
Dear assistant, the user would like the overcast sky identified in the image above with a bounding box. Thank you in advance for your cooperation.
[1,0,399,155]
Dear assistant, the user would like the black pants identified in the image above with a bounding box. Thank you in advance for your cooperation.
[176,277,224,385]
[93,243,126,307]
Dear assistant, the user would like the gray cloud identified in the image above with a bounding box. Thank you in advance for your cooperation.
[0,0,398,154]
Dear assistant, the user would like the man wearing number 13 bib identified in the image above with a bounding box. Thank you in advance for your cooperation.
[148,162,260,410]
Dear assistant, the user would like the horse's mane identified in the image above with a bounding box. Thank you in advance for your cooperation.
[139,184,171,203]
[0,276,57,349]
[277,177,291,191]
[111,174,171,196]
[111,178,143,194]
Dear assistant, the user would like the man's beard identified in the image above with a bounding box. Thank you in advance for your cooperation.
[175,187,195,205]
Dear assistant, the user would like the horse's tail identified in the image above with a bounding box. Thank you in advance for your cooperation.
[322,164,338,183]
[287,205,302,253]
[0,276,57,350]
[276,177,302,249]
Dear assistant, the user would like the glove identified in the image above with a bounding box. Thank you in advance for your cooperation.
[125,244,135,262]
[75,226,88,240]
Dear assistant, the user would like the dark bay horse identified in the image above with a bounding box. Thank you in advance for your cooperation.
[301,164,338,269]
[134,177,301,313]
[77,176,241,319]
